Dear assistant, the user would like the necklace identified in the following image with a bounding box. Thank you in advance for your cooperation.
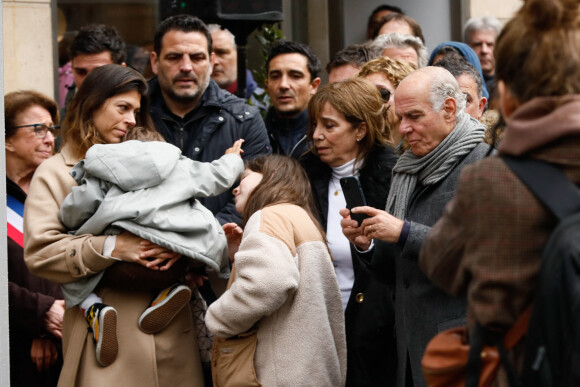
[331,179,341,196]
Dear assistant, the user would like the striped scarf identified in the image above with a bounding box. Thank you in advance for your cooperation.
[386,113,485,218]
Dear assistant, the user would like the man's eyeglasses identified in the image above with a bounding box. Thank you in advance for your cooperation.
[13,124,60,138]
[379,88,392,102]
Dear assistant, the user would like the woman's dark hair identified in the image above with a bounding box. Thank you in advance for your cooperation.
[495,0,580,102]
[366,5,405,40]
[62,64,154,158]
[372,13,425,44]
[5,90,59,138]
[241,155,327,242]
[307,78,390,166]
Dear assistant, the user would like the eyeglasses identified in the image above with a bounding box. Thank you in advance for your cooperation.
[379,88,392,102]
[13,123,60,138]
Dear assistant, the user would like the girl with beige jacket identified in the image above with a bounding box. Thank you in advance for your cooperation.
[206,155,347,386]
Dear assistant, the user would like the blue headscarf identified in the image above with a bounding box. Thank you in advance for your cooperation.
[428,41,489,100]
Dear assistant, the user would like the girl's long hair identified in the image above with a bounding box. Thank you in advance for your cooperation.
[242,155,327,244]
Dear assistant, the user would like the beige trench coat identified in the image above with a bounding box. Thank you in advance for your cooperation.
[24,145,203,387]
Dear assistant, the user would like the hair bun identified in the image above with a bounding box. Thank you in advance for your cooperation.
[522,0,580,30]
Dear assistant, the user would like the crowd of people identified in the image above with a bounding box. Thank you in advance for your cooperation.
[7,0,580,386]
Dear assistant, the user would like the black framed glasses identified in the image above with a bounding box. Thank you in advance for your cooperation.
[13,123,60,138]
[379,88,392,102]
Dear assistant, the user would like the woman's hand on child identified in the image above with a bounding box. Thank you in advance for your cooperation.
[225,139,245,156]
[113,231,182,270]
[112,231,152,266]
[223,222,243,263]
[145,253,182,271]
[140,240,182,270]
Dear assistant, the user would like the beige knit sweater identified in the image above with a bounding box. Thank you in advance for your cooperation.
[206,203,347,386]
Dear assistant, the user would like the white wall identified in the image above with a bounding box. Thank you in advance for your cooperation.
[469,0,521,24]
[342,0,455,52]
[1,0,11,384]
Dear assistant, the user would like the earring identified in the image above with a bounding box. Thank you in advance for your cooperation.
[356,138,361,142]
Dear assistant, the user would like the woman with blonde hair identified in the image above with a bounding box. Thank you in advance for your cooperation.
[206,155,346,386]
[24,64,205,386]
[300,77,398,385]
[357,56,416,150]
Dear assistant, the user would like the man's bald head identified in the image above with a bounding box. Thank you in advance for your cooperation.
[399,66,465,114]
[395,67,466,156]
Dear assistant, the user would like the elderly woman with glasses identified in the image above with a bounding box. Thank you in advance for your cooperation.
[5,90,64,386]
[5,91,59,192]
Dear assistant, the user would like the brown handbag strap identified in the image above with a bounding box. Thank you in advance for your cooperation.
[504,305,533,350]
[467,306,532,387]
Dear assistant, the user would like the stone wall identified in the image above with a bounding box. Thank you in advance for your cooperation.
[469,0,522,25]
[3,0,55,99]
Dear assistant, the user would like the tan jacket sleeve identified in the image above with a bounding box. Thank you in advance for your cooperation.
[24,152,113,284]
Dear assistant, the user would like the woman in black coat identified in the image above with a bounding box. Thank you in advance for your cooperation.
[300,78,398,386]
[5,90,64,386]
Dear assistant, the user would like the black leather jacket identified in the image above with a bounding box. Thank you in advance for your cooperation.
[301,145,399,386]
[264,108,310,159]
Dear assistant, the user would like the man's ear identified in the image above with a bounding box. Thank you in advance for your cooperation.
[209,52,216,71]
[498,81,519,118]
[310,77,321,95]
[150,51,159,75]
[442,97,457,122]
[478,97,487,118]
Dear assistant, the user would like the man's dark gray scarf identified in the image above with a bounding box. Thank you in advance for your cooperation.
[386,112,486,218]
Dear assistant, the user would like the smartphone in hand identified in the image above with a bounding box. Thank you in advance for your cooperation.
[340,176,370,226]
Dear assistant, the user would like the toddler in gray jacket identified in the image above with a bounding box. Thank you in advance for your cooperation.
[59,127,244,367]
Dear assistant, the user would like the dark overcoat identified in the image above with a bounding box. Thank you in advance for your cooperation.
[366,142,491,387]
[302,145,399,387]
[8,178,63,386]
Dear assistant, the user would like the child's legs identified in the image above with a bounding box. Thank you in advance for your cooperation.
[80,292,103,315]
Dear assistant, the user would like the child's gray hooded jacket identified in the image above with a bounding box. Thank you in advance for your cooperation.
[59,140,243,305]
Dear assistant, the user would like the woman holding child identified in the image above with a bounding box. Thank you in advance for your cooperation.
[23,64,207,386]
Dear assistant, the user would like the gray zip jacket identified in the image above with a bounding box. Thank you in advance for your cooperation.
[59,140,243,306]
